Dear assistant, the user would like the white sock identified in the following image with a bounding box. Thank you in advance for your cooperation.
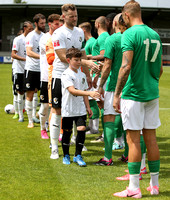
[50,113,61,151]
[32,93,38,118]
[104,156,109,161]
[13,94,18,114]
[93,118,99,132]
[73,120,77,136]
[150,172,159,187]
[88,119,93,129]
[129,174,140,191]
[39,103,49,130]
[26,100,33,123]
[18,94,24,119]
[140,153,146,170]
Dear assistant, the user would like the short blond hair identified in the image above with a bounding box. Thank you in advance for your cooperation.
[79,22,92,32]
[61,4,76,13]
[122,0,141,17]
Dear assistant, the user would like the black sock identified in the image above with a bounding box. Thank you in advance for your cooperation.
[62,129,72,156]
[75,130,85,156]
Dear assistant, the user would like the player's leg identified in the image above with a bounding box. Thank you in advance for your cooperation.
[13,74,19,119]
[50,78,62,159]
[73,115,87,167]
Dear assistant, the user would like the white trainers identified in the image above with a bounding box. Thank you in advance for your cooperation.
[50,149,59,159]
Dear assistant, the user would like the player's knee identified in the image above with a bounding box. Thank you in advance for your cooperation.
[77,126,86,131]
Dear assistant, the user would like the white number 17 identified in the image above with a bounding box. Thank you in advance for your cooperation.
[143,39,160,62]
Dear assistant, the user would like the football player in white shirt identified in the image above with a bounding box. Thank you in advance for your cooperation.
[50,3,100,159]
[61,48,100,166]
[39,14,60,139]
[25,13,46,128]
[11,21,33,122]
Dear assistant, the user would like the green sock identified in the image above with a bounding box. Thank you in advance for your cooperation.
[100,108,104,129]
[89,100,99,119]
[104,122,115,160]
[123,130,128,157]
[148,160,160,173]
[128,162,141,174]
[140,135,145,154]
[114,115,123,138]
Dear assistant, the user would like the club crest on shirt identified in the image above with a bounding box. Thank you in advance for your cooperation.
[79,37,82,42]
[82,78,85,84]
[16,84,19,90]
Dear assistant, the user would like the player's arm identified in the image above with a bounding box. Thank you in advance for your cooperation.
[26,46,40,59]
[113,50,133,113]
[55,48,67,63]
[83,96,93,118]
[11,50,26,61]
[67,86,100,99]
[87,50,105,61]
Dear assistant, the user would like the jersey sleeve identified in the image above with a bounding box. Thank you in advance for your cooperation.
[12,37,18,51]
[121,30,134,52]
[25,33,33,48]
[104,36,115,59]
[61,72,74,89]
[52,29,66,50]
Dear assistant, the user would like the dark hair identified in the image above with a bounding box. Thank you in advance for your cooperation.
[79,22,92,32]
[106,13,117,22]
[61,4,76,13]
[66,48,82,59]
[23,21,32,29]
[33,13,46,23]
[48,14,60,23]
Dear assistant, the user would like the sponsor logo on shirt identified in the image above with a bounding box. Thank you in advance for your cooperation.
[16,84,19,89]
[54,40,60,47]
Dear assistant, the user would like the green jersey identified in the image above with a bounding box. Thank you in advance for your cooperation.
[121,24,162,102]
[85,37,96,55]
[104,32,122,92]
[92,31,110,77]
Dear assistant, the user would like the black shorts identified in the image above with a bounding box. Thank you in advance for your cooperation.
[24,70,40,91]
[51,78,62,108]
[14,73,25,92]
[40,81,48,103]
[62,115,87,130]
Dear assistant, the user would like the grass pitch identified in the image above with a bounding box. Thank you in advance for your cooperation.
[0,64,170,200]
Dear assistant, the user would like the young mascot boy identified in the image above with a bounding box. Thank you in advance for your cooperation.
[61,48,100,166]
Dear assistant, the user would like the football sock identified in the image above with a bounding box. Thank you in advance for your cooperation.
[50,113,61,151]
[89,99,99,119]
[62,129,72,156]
[32,93,38,118]
[114,115,123,140]
[128,162,141,191]
[13,94,18,114]
[39,103,49,130]
[18,93,24,119]
[148,160,160,187]
[93,118,99,132]
[75,130,85,156]
[104,122,115,160]
[26,99,33,123]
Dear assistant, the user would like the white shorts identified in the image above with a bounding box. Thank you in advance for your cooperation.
[104,91,119,116]
[121,98,161,130]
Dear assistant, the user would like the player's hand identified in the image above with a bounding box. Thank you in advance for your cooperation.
[113,94,121,113]
[89,91,101,100]
[87,107,93,118]
[92,74,99,88]
[86,76,92,89]
[98,87,104,98]
[87,60,100,73]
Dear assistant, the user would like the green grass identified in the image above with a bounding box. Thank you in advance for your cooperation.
[0,64,170,200]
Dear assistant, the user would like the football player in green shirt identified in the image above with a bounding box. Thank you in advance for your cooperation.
[113,1,163,198]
